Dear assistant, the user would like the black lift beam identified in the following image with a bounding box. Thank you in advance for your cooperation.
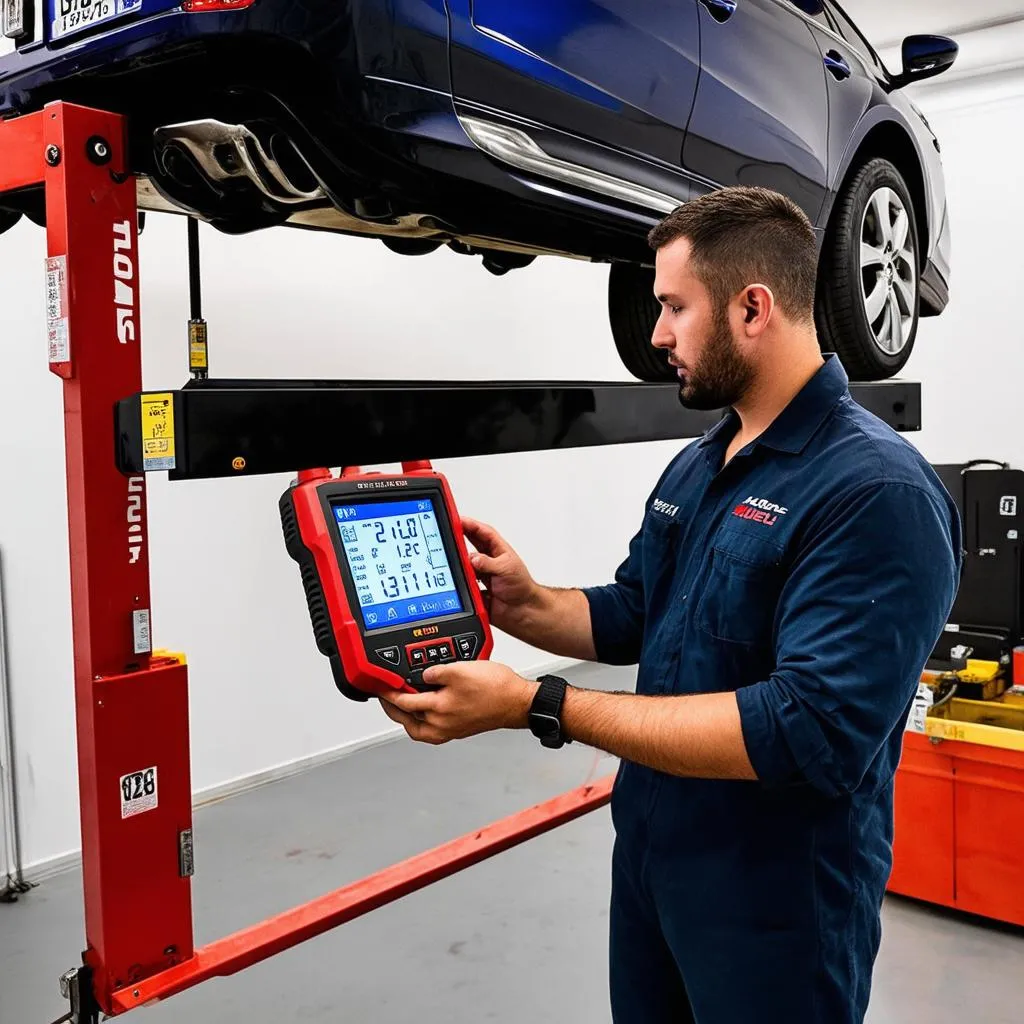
[116,379,922,481]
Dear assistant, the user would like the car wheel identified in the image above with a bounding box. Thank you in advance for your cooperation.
[608,263,676,382]
[816,158,920,381]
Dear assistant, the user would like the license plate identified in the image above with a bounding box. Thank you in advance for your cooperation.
[51,0,141,40]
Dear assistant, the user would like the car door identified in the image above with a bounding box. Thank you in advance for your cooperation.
[811,1,887,188]
[447,0,701,171]
[683,0,831,224]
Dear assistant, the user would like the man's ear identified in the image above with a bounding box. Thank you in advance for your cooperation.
[741,284,775,334]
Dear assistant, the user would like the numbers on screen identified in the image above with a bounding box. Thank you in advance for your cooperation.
[391,517,419,542]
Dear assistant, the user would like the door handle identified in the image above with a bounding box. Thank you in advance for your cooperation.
[824,49,851,80]
[698,0,737,24]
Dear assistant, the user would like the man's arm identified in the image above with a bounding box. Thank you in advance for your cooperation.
[501,585,597,662]
[562,481,959,789]
[561,688,756,779]
[383,480,960,792]
[734,480,960,797]
[462,513,649,665]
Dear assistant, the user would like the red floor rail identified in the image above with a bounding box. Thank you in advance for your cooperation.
[111,775,614,1012]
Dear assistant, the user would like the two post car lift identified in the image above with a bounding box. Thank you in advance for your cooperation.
[0,102,921,1023]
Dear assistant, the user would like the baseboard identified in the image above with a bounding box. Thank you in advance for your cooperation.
[18,848,81,886]
[16,655,585,884]
[18,729,400,883]
[193,727,401,809]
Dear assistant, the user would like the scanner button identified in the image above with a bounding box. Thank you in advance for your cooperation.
[376,646,402,667]
[455,634,479,660]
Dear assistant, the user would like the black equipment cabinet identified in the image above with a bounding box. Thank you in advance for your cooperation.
[930,462,1024,678]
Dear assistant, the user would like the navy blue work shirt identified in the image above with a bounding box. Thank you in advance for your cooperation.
[583,356,961,1021]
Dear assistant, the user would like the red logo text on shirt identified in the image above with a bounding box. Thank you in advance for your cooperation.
[732,496,788,527]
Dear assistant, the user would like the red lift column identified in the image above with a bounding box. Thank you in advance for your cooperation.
[6,102,196,1009]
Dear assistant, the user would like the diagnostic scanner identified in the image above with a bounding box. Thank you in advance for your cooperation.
[281,461,492,700]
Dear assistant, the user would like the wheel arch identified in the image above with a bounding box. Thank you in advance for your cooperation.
[826,114,930,265]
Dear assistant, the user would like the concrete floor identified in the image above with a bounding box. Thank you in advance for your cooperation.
[3,662,1023,1023]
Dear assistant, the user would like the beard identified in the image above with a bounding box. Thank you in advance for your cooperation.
[676,303,756,411]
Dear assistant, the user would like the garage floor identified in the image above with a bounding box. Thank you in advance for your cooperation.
[3,662,1023,1024]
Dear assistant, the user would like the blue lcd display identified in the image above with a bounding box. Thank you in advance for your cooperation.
[333,498,464,630]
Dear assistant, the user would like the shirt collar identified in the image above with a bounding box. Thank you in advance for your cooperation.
[695,354,849,456]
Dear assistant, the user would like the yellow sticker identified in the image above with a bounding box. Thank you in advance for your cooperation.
[189,321,208,370]
[140,392,176,471]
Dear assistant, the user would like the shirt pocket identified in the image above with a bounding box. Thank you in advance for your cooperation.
[695,527,785,647]
[641,511,680,599]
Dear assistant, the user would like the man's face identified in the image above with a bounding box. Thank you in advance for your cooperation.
[651,237,755,411]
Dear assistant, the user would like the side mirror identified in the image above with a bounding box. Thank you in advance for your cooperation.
[891,34,958,89]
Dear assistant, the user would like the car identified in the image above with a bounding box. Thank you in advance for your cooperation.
[0,0,956,382]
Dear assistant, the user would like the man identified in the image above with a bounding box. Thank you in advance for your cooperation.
[379,186,961,1023]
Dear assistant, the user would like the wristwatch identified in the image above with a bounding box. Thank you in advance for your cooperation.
[529,674,572,749]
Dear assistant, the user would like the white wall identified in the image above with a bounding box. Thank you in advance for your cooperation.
[898,69,1024,464]
[0,210,679,871]
[3,62,1023,873]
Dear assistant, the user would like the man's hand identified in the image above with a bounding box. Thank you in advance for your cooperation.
[461,518,542,631]
[461,517,597,660]
[378,661,539,745]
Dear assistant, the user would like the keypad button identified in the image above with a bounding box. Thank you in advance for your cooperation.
[376,646,402,667]
[407,646,426,667]
[455,634,479,660]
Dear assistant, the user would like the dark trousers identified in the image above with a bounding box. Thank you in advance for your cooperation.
[608,835,859,1024]
[609,837,696,1023]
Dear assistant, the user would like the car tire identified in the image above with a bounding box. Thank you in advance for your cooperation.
[816,157,920,381]
[608,262,676,382]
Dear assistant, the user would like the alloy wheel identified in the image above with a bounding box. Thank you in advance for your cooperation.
[859,186,916,356]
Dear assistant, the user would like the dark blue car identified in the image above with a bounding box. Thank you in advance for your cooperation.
[0,0,955,381]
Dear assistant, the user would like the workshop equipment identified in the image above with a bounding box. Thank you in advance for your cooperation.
[927,460,1024,693]
[280,462,492,699]
[890,460,1024,927]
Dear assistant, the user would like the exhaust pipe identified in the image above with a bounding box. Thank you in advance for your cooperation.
[153,120,325,205]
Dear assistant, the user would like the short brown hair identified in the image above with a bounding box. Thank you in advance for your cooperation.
[647,186,817,324]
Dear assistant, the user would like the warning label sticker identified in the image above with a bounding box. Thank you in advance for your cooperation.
[140,392,176,471]
[120,766,158,819]
[45,255,70,364]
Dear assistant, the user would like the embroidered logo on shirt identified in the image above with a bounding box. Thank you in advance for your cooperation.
[651,497,680,518]
[732,496,788,527]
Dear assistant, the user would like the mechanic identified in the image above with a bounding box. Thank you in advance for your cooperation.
[379,186,962,1024]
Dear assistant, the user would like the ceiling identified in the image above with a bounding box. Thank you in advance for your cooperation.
[841,0,1024,47]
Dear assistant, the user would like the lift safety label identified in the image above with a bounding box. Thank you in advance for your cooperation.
[120,766,158,819]
[140,392,176,471]
[132,608,151,655]
[45,255,70,364]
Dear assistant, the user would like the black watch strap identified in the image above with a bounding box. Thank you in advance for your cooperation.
[529,674,572,749]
